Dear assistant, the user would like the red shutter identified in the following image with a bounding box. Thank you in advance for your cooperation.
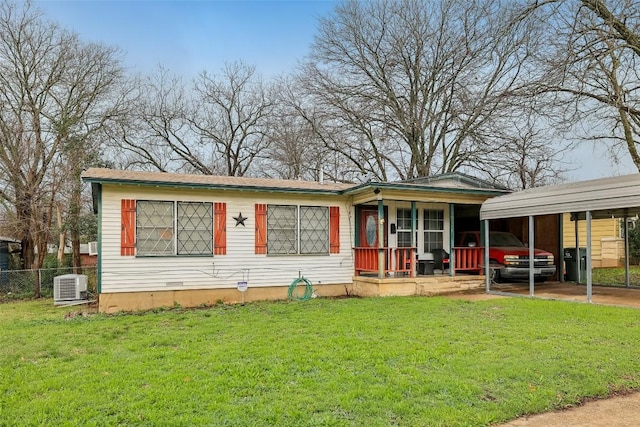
[255,204,267,254]
[121,199,136,256]
[329,206,340,254]
[214,202,227,255]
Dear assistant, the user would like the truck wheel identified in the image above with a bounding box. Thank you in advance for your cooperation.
[490,267,502,283]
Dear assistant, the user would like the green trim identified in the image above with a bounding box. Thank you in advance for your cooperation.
[354,206,360,246]
[96,184,102,294]
[411,201,417,247]
[83,177,346,196]
[343,182,510,197]
[449,204,455,277]
[82,176,510,198]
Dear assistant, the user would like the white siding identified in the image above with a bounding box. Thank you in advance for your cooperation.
[100,185,353,293]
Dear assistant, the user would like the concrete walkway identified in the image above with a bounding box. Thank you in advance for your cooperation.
[499,391,640,426]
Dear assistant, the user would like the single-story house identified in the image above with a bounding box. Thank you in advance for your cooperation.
[82,168,511,313]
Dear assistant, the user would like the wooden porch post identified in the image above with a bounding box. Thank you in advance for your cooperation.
[449,204,455,277]
[411,201,417,277]
[377,192,384,279]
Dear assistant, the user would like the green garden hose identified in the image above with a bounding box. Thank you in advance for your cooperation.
[288,277,314,301]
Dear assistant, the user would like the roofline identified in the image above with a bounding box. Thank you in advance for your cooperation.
[82,170,512,197]
[343,181,511,196]
[401,172,511,191]
[82,176,348,196]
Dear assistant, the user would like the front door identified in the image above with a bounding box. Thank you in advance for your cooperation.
[357,206,388,247]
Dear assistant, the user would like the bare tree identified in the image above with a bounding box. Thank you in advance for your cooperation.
[516,0,640,172]
[469,117,571,189]
[191,61,274,176]
[261,77,356,182]
[0,1,125,282]
[113,67,199,173]
[117,62,274,177]
[297,0,544,180]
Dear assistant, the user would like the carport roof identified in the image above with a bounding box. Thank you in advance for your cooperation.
[480,173,640,220]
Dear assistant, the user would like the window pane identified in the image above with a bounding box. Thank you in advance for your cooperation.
[300,206,329,254]
[424,231,444,253]
[177,202,213,255]
[423,209,444,253]
[397,231,412,248]
[137,201,174,256]
[267,205,297,254]
[397,208,412,230]
[423,209,444,231]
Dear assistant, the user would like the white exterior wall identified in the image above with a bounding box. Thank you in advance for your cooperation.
[100,184,354,293]
[385,201,451,258]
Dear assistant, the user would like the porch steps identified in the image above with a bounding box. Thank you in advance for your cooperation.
[351,275,486,298]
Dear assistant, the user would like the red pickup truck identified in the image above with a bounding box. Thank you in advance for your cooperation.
[457,231,556,282]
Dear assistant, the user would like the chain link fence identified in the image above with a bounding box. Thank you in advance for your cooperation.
[0,266,97,302]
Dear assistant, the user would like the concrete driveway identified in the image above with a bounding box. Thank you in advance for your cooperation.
[485,281,640,308]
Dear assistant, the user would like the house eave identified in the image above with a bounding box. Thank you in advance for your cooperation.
[82,176,348,196]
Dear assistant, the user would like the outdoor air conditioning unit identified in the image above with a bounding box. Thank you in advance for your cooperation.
[54,274,88,302]
[88,241,98,256]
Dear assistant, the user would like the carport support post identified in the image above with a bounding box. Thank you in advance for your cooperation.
[586,210,592,303]
[484,220,490,292]
[558,213,564,283]
[624,214,630,288]
[529,215,535,297]
[574,216,580,283]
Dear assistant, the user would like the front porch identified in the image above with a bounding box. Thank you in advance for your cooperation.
[353,246,484,278]
[351,274,486,297]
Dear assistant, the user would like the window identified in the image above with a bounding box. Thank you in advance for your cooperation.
[137,201,174,256]
[136,201,214,256]
[300,206,329,254]
[423,209,444,253]
[267,205,298,254]
[266,205,329,255]
[396,208,413,247]
[178,202,214,255]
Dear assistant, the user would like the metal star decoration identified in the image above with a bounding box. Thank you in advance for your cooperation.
[233,212,248,227]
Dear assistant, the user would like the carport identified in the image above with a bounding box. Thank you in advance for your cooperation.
[480,173,640,302]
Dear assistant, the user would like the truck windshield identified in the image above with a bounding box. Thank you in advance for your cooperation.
[489,232,525,247]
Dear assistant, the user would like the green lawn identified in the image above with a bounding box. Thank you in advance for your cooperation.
[592,266,640,286]
[1,297,640,426]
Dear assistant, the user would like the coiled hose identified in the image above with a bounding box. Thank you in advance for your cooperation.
[288,277,314,301]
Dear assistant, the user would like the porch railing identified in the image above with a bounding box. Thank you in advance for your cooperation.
[353,247,416,278]
[453,246,484,273]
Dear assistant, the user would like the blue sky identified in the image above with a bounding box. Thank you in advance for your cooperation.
[36,0,336,78]
[34,0,638,181]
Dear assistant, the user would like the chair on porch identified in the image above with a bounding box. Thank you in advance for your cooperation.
[432,248,450,274]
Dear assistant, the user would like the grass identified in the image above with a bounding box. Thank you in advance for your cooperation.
[592,266,640,286]
[1,297,640,426]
